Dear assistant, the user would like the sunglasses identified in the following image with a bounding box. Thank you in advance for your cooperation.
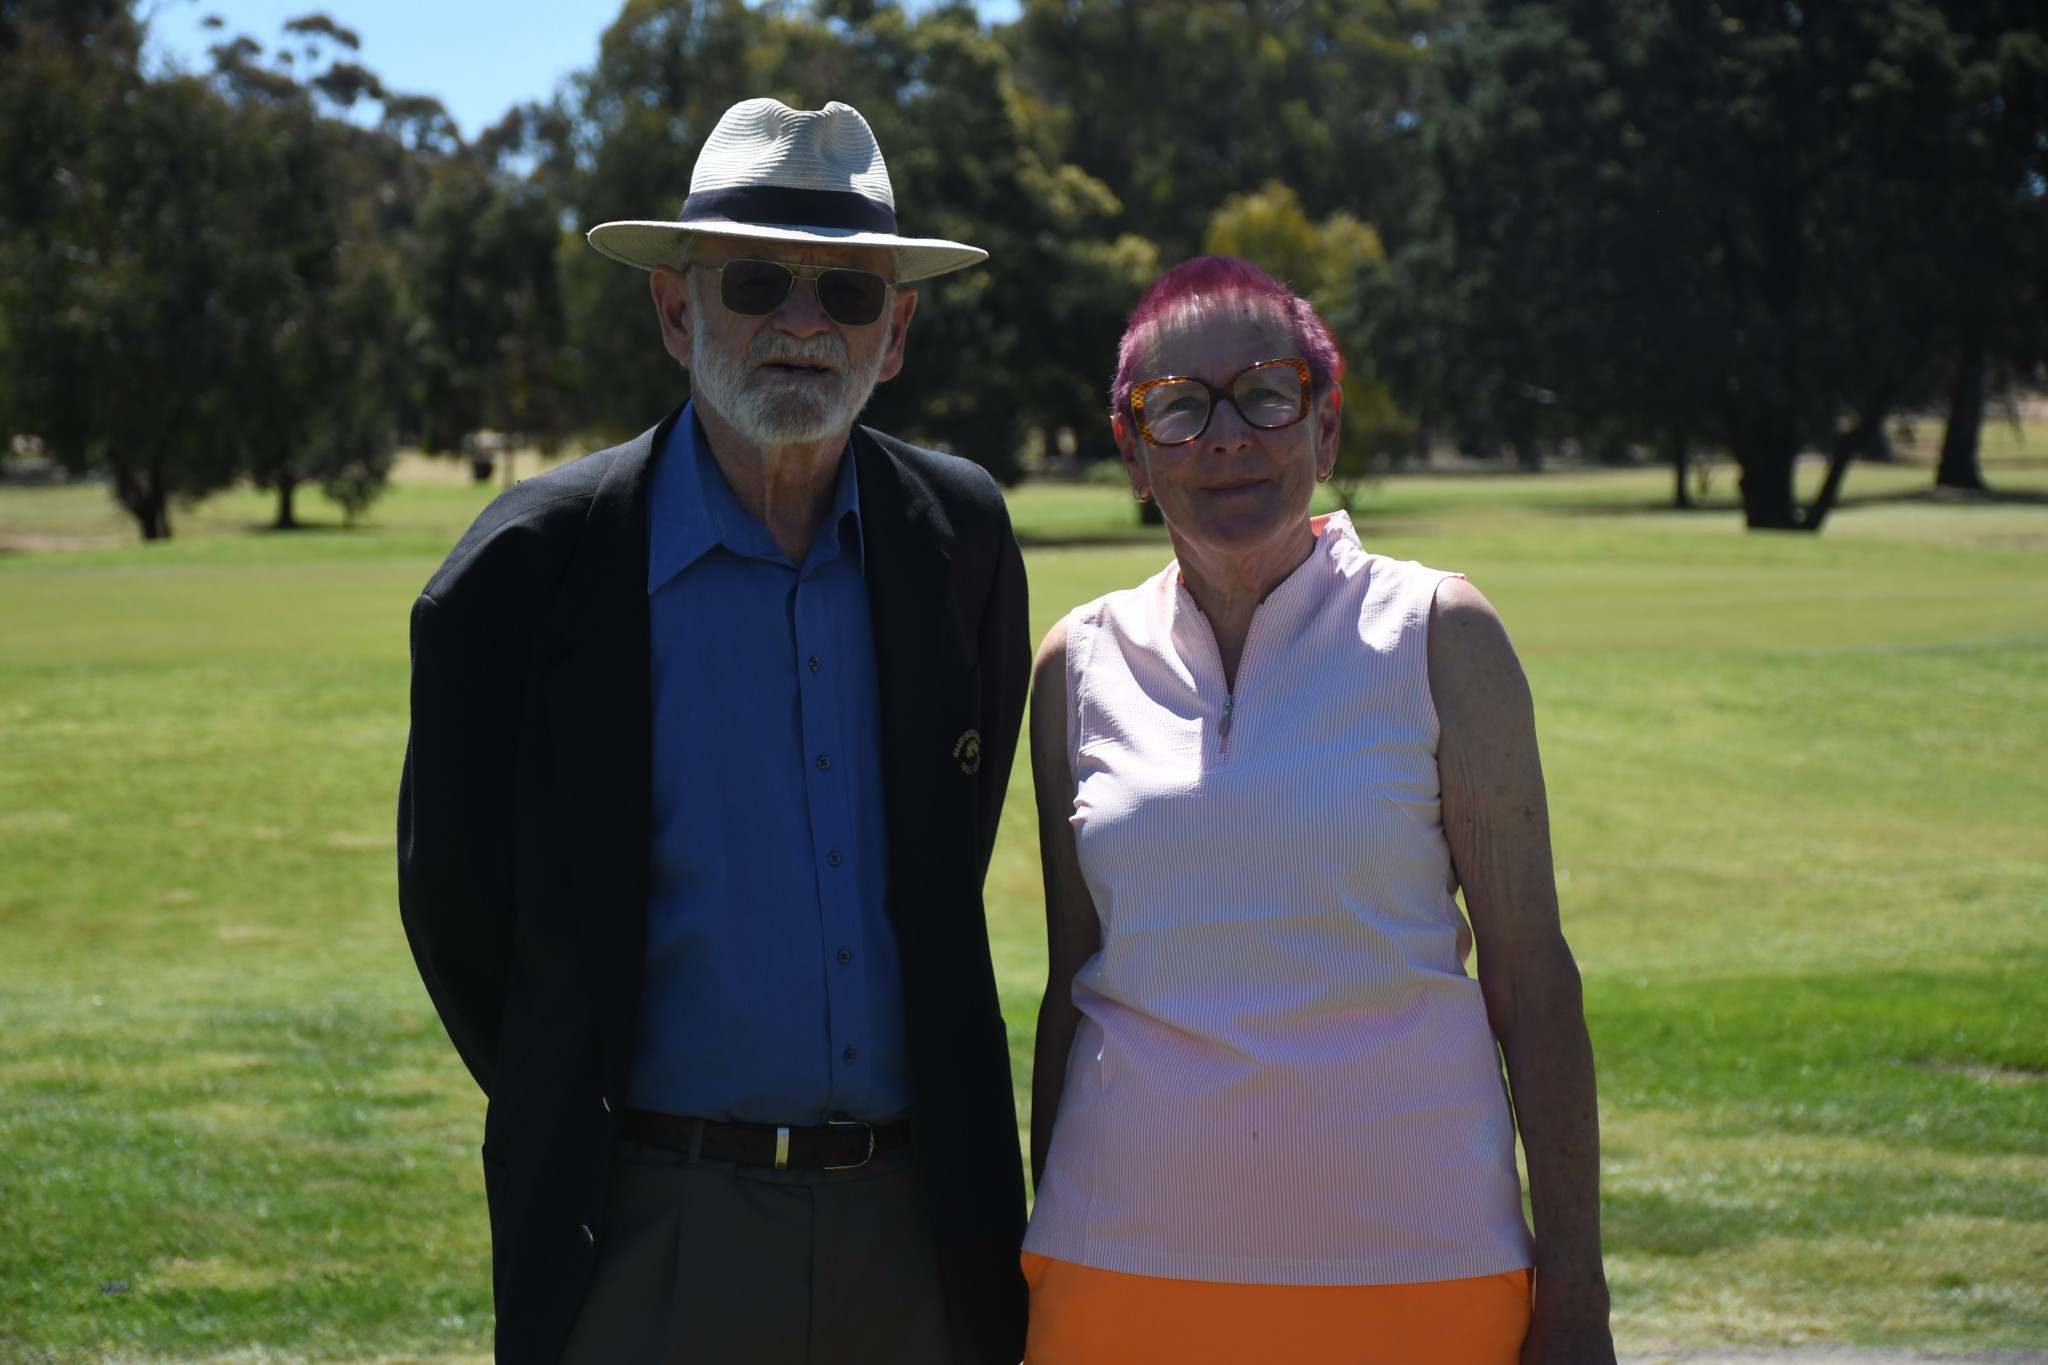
[1128,359,1314,447]
[701,258,893,328]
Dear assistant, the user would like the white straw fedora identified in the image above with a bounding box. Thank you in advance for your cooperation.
[585,98,987,285]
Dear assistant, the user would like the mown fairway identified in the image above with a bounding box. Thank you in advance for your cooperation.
[2,457,2045,1360]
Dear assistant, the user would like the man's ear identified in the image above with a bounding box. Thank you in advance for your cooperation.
[651,266,693,368]
[874,286,919,384]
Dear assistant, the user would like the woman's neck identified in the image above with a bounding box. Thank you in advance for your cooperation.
[1172,519,1319,691]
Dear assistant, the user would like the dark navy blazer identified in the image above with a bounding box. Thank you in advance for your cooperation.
[397,408,1031,1365]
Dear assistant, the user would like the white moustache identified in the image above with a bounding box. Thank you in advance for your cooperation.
[746,331,849,376]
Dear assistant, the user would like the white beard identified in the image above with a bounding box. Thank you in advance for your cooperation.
[685,280,889,446]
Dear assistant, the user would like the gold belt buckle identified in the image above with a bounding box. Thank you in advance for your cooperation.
[822,1119,876,1170]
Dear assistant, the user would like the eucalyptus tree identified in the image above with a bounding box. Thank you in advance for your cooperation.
[1370,0,2022,530]
[1006,0,1456,264]
[0,3,414,537]
[206,28,411,529]
[1925,0,2048,492]
[0,32,252,537]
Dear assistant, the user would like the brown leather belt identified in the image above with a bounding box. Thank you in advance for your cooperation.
[621,1108,911,1171]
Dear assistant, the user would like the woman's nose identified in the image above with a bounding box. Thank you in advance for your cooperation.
[1203,399,1257,452]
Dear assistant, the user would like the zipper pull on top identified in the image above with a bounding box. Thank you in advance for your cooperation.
[1219,693,1236,745]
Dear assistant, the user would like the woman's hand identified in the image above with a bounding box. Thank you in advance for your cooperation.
[1431,577,1615,1365]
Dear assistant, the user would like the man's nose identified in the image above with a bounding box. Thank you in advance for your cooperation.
[771,276,833,337]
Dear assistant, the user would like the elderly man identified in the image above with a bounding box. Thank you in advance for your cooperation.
[398,99,1029,1365]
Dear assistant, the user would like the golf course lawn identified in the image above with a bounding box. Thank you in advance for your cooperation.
[2,456,2044,1360]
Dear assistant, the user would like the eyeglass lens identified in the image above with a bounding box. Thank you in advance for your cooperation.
[717,260,890,327]
[1143,363,1306,445]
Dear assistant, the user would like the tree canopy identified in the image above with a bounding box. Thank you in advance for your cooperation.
[2,0,2042,536]
[1366,0,2048,528]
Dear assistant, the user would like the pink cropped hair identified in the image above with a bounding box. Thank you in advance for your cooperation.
[1110,255,1346,425]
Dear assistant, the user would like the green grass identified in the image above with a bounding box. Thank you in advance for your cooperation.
[2,455,2046,1360]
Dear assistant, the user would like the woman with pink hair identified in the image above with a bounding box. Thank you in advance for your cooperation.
[1022,257,1613,1364]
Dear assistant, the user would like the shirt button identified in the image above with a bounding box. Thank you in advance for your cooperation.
[827,849,842,868]
[809,656,821,672]
[837,947,852,966]
[816,754,831,772]
[843,1046,858,1063]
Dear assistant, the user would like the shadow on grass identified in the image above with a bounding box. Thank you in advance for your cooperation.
[1532,479,2048,521]
[1592,961,2048,1260]
[1590,959,2048,1155]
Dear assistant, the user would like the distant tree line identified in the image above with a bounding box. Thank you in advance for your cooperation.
[1360,0,2048,528]
[1,0,2042,536]
[0,0,563,536]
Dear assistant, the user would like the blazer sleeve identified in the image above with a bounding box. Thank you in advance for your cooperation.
[973,497,1031,883]
[396,588,517,1094]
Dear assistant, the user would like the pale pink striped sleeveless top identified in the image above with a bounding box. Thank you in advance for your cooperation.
[1024,511,1535,1286]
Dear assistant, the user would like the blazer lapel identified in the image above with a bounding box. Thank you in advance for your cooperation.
[541,412,669,1096]
[855,429,974,962]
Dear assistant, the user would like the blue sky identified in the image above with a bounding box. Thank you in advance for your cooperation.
[144,0,1022,140]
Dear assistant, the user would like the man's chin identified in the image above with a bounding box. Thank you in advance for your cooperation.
[727,379,867,443]
[729,399,851,447]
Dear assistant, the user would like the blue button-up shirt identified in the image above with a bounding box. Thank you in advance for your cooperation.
[627,404,913,1124]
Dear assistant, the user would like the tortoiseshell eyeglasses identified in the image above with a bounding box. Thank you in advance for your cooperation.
[1128,358,1313,447]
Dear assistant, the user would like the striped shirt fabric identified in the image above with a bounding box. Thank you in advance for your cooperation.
[1023,511,1536,1286]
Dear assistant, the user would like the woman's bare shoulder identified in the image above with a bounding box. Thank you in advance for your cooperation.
[1034,614,1070,681]
[1427,576,1530,722]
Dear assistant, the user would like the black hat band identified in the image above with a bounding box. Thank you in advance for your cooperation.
[677,185,897,235]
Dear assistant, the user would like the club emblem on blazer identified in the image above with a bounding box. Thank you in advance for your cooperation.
[953,728,981,776]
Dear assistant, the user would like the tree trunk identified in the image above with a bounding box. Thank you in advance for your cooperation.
[1936,346,1988,491]
[1736,438,1801,529]
[1755,412,1876,533]
[136,492,170,540]
[1671,437,1693,509]
[274,476,298,530]
[1798,440,1857,533]
[109,452,173,540]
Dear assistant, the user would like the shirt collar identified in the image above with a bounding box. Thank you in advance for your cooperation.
[647,401,864,595]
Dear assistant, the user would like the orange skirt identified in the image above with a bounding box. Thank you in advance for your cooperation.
[1022,1252,1531,1365]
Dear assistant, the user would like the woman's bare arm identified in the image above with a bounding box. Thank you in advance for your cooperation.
[1029,618,1104,1190]
[1430,577,1614,1364]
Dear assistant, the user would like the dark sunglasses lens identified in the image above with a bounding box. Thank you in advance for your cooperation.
[719,261,795,316]
[816,269,889,327]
